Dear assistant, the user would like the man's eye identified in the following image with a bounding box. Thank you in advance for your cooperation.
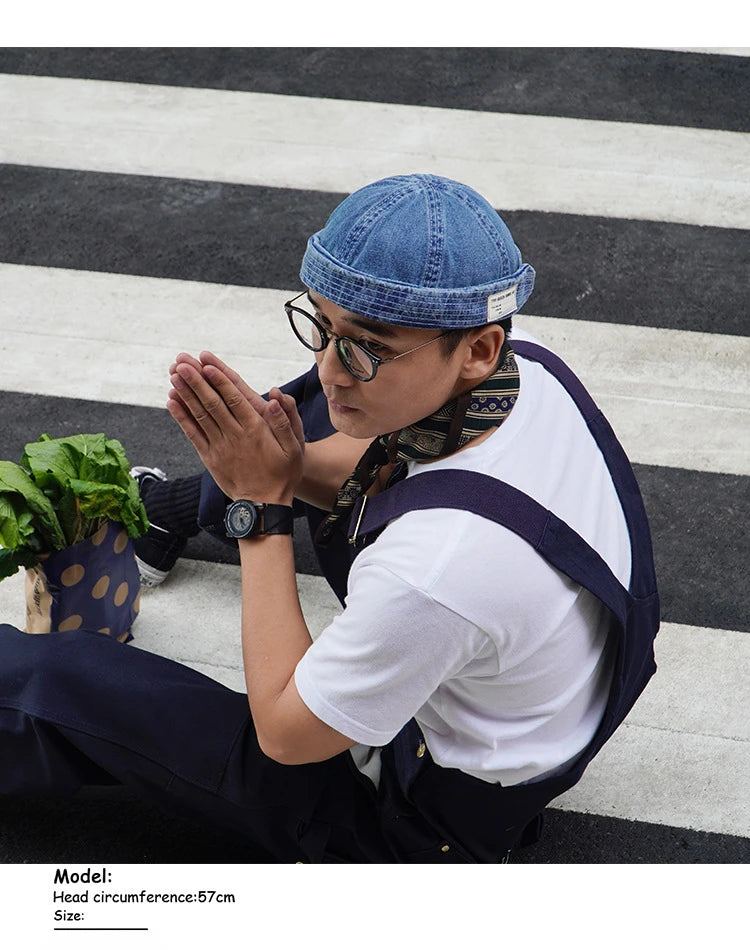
[359,339,386,354]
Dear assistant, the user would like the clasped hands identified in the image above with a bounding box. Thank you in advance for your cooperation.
[166,351,304,506]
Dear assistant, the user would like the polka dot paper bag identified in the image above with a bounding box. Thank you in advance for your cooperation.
[24,520,142,640]
[1,433,148,638]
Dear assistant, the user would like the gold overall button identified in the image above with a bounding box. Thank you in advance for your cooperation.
[416,742,426,758]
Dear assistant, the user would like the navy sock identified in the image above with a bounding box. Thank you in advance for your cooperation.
[142,474,203,538]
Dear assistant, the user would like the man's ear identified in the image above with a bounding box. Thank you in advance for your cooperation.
[458,324,505,380]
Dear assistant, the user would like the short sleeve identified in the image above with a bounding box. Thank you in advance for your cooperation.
[294,558,490,746]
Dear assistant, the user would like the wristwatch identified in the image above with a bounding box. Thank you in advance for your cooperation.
[223,500,294,539]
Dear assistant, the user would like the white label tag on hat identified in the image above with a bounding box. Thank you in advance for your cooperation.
[487,286,518,322]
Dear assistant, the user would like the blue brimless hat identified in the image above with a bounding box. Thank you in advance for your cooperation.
[300,174,535,329]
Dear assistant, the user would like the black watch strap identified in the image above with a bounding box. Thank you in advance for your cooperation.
[257,503,295,536]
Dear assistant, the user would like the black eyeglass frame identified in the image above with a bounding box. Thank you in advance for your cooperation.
[284,291,450,382]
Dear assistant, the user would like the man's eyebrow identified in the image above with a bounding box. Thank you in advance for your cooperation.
[306,292,399,339]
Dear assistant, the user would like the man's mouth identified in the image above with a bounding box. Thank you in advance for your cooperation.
[328,399,358,414]
[324,390,358,413]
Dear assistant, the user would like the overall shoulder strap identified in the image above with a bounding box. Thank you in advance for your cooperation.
[351,469,632,625]
[510,339,657,600]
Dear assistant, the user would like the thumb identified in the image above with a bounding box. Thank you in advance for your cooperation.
[269,387,304,447]
[267,398,299,456]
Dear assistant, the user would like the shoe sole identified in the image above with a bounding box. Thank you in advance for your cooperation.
[134,555,171,588]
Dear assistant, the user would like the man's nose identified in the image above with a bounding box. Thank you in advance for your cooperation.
[316,340,353,387]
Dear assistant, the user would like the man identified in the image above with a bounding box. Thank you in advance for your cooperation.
[0,174,658,862]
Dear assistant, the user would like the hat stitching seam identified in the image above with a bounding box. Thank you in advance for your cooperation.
[423,182,446,289]
[341,185,416,263]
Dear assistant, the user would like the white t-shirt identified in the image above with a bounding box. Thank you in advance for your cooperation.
[294,330,631,786]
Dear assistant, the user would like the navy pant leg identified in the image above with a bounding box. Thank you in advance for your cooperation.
[0,624,389,862]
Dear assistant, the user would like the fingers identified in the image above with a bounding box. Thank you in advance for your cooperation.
[169,362,229,440]
[167,389,211,458]
[198,351,268,416]
[169,352,203,376]
[169,351,265,417]
[167,351,302,453]
[168,354,218,439]
[266,397,304,462]
[172,354,297,438]
[268,387,305,448]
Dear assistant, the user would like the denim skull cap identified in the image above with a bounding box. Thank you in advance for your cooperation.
[300,173,535,329]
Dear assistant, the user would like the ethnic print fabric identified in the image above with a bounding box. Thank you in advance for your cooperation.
[316,348,520,543]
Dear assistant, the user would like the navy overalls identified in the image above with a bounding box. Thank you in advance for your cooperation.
[0,343,658,862]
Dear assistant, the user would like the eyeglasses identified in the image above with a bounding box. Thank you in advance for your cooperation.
[284,291,449,382]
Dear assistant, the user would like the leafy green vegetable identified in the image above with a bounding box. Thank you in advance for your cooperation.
[0,545,39,580]
[0,461,66,550]
[0,433,148,581]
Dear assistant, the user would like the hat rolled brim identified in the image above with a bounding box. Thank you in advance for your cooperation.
[300,235,536,329]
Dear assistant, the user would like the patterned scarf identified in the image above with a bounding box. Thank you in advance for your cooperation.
[315,347,521,545]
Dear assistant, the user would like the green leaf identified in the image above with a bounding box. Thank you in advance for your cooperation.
[0,494,35,549]
[23,434,106,499]
[0,460,66,550]
[0,544,39,581]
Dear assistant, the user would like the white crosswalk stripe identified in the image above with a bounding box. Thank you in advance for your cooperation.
[2,73,748,227]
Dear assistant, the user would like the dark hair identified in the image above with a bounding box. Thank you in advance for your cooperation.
[439,317,513,366]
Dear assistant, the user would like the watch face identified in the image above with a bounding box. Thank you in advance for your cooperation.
[227,501,257,537]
